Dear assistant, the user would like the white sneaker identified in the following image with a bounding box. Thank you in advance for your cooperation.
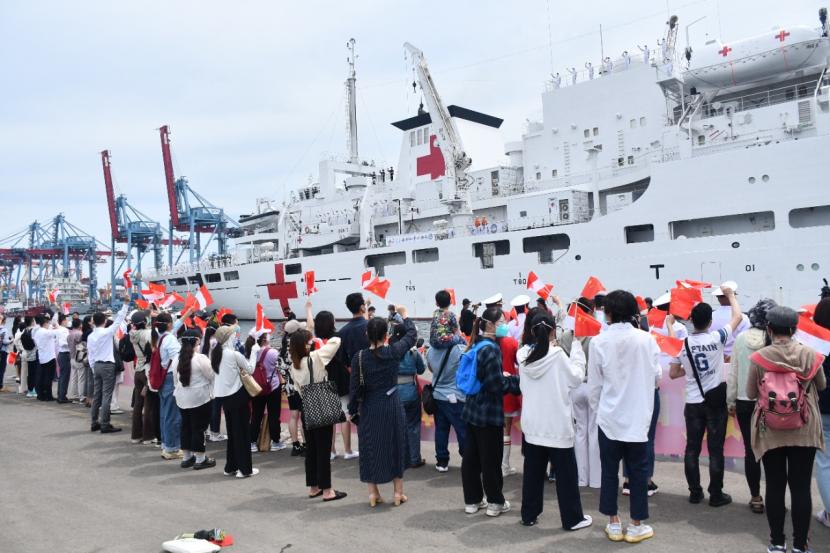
[208,432,227,442]
[343,450,359,460]
[624,523,654,544]
[502,465,518,477]
[464,501,488,514]
[816,510,830,529]
[110,408,124,414]
[236,467,260,478]
[605,522,624,542]
[270,440,287,451]
[330,452,338,461]
[250,443,258,453]
[570,515,593,531]
[435,463,449,473]
[486,500,511,517]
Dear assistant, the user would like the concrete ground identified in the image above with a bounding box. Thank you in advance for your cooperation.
[2,386,829,553]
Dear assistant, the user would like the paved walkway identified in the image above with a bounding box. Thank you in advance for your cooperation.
[2,390,829,553]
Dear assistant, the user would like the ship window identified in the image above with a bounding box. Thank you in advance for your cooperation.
[413,248,439,263]
[552,169,558,177]
[285,263,302,275]
[522,234,570,264]
[583,129,590,138]
[698,135,705,145]
[410,132,415,147]
[629,119,636,128]
[617,157,624,167]
[593,127,599,136]
[205,273,221,283]
[169,277,187,286]
[365,251,406,276]
[535,172,541,180]
[223,271,239,281]
[669,211,775,239]
[789,205,830,228]
[625,224,654,244]
[519,210,527,218]
[187,276,200,285]
[639,117,646,126]
[473,240,510,269]
[627,155,634,165]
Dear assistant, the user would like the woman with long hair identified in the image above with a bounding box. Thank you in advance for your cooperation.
[11,316,24,386]
[201,326,226,443]
[212,324,258,478]
[289,328,345,501]
[249,331,284,453]
[518,311,592,530]
[460,305,521,517]
[172,328,216,470]
[348,307,417,506]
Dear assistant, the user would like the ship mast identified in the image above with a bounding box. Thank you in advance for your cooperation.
[346,38,359,164]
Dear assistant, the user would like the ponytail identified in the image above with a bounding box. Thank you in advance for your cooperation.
[210,344,223,374]
[524,313,555,365]
[467,305,502,351]
[178,338,196,386]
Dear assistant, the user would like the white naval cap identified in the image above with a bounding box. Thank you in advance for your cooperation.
[482,293,503,306]
[653,292,671,307]
[712,280,738,297]
[510,294,531,308]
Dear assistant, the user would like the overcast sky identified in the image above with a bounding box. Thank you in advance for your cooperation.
[0,0,818,270]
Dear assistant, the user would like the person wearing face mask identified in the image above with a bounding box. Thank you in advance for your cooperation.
[155,311,189,460]
[460,306,521,517]
[593,292,609,330]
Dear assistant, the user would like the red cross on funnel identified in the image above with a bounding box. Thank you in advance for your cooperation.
[266,263,298,315]
[416,135,446,180]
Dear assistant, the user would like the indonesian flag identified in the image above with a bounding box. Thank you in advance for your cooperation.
[361,269,391,299]
[574,305,602,337]
[527,271,553,300]
[193,316,208,331]
[159,293,184,309]
[141,288,165,302]
[123,269,132,289]
[304,271,318,296]
[676,279,712,290]
[445,288,456,306]
[135,299,150,310]
[580,276,606,300]
[47,288,60,304]
[361,270,373,288]
[669,287,701,319]
[651,331,684,357]
[563,303,578,331]
[801,304,817,318]
[62,302,71,315]
[647,308,668,329]
[194,285,214,309]
[636,295,648,312]
[255,303,275,333]
[7,351,17,366]
[795,315,830,355]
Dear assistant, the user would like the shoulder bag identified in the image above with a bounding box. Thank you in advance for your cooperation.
[301,355,346,429]
[684,339,726,408]
[421,347,452,416]
[239,354,262,397]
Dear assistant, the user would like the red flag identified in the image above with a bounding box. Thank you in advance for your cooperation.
[364,276,391,299]
[149,282,166,295]
[62,302,71,315]
[669,287,701,319]
[794,315,830,355]
[47,288,60,304]
[580,276,606,300]
[636,295,648,312]
[505,308,518,322]
[647,308,668,329]
[361,270,373,288]
[141,288,164,302]
[7,351,17,366]
[255,304,275,333]
[115,326,125,341]
[445,288,457,306]
[801,304,818,318]
[675,279,712,290]
[216,307,233,322]
[574,307,602,337]
[183,293,198,311]
[563,302,578,330]
[123,269,132,289]
[193,316,208,331]
[194,285,214,309]
[135,299,149,310]
[182,317,194,329]
[651,331,684,357]
[527,271,554,300]
[160,293,184,309]
[305,271,318,296]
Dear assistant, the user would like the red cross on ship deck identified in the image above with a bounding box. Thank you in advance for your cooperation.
[266,263,298,315]
[775,29,790,42]
[718,45,732,57]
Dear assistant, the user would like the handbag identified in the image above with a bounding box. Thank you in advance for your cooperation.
[239,366,262,397]
[301,356,346,429]
[257,417,271,452]
[684,339,726,409]
[422,347,452,416]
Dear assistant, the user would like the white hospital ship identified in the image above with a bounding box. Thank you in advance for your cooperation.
[147,14,830,319]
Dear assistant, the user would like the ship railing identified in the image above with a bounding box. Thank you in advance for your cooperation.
[697,78,819,120]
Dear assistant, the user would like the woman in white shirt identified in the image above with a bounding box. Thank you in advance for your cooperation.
[518,312,593,531]
[211,325,258,478]
[173,329,216,470]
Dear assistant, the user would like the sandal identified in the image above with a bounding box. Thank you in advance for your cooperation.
[394,494,408,506]
[750,497,765,514]
[369,494,385,507]
[308,490,323,499]
[323,490,348,502]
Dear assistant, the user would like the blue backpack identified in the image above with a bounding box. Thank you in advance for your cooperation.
[456,341,497,396]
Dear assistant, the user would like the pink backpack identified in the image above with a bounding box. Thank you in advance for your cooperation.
[751,351,821,431]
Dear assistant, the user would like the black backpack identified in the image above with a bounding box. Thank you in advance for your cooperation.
[118,334,137,363]
[21,328,35,351]
[325,354,351,397]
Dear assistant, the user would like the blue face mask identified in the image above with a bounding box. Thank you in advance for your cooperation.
[495,323,510,338]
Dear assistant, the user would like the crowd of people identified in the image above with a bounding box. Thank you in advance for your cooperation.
[2,279,830,552]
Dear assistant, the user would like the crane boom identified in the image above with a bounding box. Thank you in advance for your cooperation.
[159,125,180,229]
[101,150,119,241]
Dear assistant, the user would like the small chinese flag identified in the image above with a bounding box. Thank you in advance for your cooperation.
[636,295,648,312]
[305,271,318,296]
[676,279,712,290]
[445,288,456,306]
[669,287,701,319]
[216,307,233,322]
[574,306,602,337]
[364,276,391,299]
[193,316,208,331]
[135,299,149,310]
[651,331,684,357]
[580,276,606,300]
[123,269,132,289]
[647,308,668,329]
[62,302,71,315]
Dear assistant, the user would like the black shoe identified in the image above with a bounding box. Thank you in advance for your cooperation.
[193,458,217,470]
[520,518,538,527]
[180,456,197,469]
[410,459,426,468]
[90,422,101,432]
[689,490,704,504]
[291,444,303,457]
[709,492,732,507]
[299,444,307,457]
[100,424,122,434]
[56,399,70,404]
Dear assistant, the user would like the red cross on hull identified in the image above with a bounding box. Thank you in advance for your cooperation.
[718,45,732,57]
[775,30,790,42]
[266,263,298,315]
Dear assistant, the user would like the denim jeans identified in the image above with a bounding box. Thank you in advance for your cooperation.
[684,401,728,495]
[159,371,181,452]
[624,388,660,478]
[434,399,466,463]
[402,399,422,465]
[815,414,830,511]
[598,428,649,521]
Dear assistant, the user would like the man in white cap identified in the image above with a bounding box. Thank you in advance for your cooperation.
[710,281,750,360]
[482,293,503,309]
[508,295,531,342]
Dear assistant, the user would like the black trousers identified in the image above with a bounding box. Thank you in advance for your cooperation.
[762,446,817,551]
[522,439,584,528]
[683,401,727,495]
[304,423,334,490]
[735,399,762,497]
[145,390,161,441]
[461,423,505,505]
[27,356,39,393]
[37,359,56,401]
[249,386,282,443]
[131,371,155,442]
[222,387,253,475]
[181,401,212,454]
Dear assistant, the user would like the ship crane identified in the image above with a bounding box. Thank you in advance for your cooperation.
[159,125,240,265]
[404,43,474,221]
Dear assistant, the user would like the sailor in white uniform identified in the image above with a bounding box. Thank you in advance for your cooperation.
[709,281,750,360]
[507,295,530,343]
[585,61,594,80]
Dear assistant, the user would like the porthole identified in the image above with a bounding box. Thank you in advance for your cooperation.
[762,174,770,182]
[731,241,740,248]
[796,264,805,271]
[748,177,756,184]
[812,263,821,271]
[575,254,582,261]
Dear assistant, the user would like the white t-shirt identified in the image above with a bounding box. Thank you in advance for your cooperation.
[675,326,732,404]
[710,306,749,357]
